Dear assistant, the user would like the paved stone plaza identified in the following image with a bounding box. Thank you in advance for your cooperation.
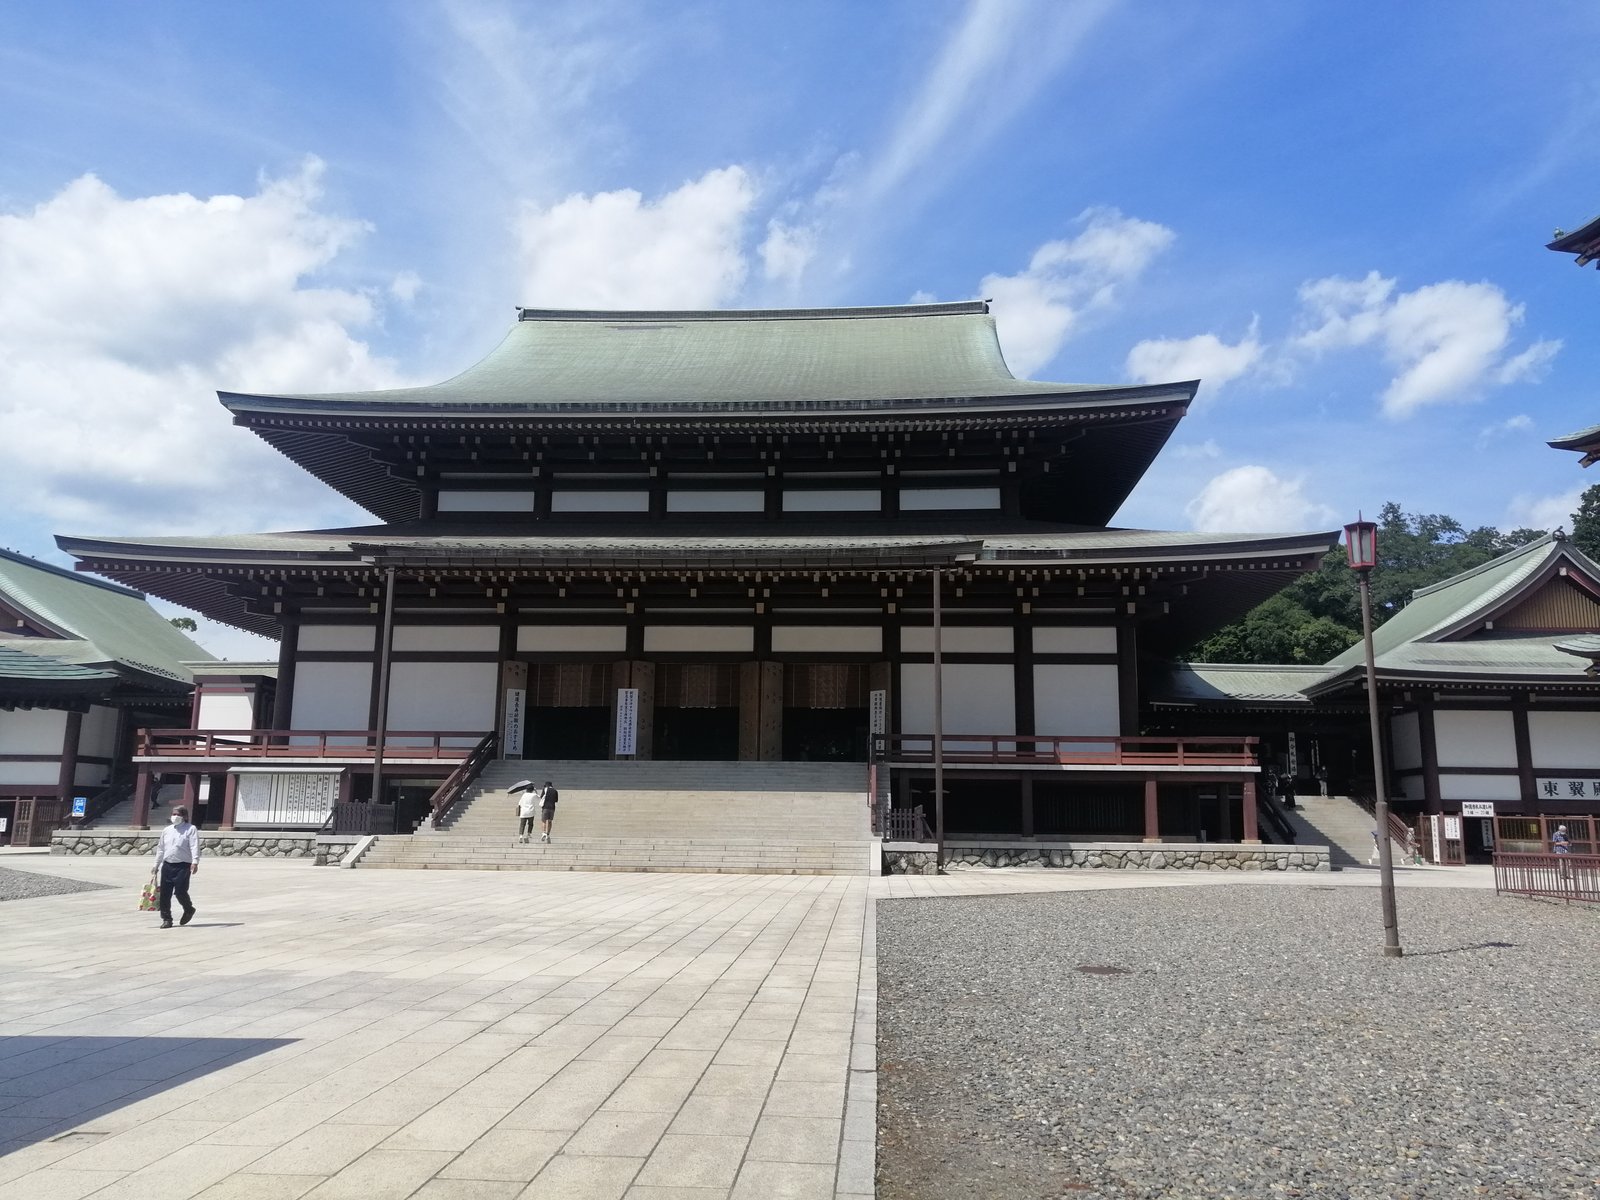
[1,852,1491,1198]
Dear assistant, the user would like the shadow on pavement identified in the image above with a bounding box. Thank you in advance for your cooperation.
[0,1035,294,1154]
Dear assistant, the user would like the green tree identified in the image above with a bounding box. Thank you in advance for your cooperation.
[1572,482,1600,560]
[169,616,198,632]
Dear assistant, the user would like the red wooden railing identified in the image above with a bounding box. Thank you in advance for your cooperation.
[136,728,487,760]
[878,733,1258,767]
[1494,852,1600,904]
[427,733,499,829]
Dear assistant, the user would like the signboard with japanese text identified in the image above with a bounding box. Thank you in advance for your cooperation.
[1536,778,1600,801]
[1461,801,1496,818]
[1443,815,1462,841]
[502,688,526,758]
[869,690,887,735]
[616,688,639,756]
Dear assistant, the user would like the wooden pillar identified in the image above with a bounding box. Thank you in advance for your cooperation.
[57,709,83,807]
[1020,775,1035,837]
[1218,782,1234,841]
[738,662,761,761]
[132,769,153,830]
[1242,777,1259,843]
[1512,693,1536,807]
[182,773,200,816]
[272,618,298,729]
[1418,697,1443,814]
[220,772,240,830]
[1117,621,1139,736]
[759,662,783,761]
[1143,778,1160,842]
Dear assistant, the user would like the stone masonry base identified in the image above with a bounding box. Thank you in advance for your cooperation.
[51,830,328,860]
[882,840,1332,875]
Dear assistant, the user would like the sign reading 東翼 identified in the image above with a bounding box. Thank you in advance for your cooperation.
[1537,778,1600,800]
[616,688,639,756]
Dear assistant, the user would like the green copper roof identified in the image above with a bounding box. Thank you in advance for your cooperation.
[1155,663,1332,705]
[220,303,1195,414]
[0,548,212,686]
[1549,420,1600,450]
[0,638,120,684]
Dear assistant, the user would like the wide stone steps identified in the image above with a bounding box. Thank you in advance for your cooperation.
[360,836,868,874]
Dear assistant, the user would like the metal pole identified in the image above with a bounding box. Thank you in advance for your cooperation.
[1358,568,1403,958]
[933,566,945,870]
[370,565,398,807]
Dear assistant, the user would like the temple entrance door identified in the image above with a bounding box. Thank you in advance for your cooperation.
[525,664,613,761]
[781,664,871,762]
[654,664,741,761]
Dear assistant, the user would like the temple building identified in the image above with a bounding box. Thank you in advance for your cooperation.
[0,548,208,844]
[59,303,1338,852]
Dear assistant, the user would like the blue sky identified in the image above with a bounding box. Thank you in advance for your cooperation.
[1,1,1597,655]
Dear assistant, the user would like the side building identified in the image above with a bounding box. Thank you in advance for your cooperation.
[59,303,1337,844]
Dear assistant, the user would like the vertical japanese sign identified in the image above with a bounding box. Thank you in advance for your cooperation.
[1286,732,1298,778]
[502,688,526,758]
[869,689,887,735]
[616,688,639,756]
[1429,814,1442,865]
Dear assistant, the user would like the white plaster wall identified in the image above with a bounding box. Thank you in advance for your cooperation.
[388,662,498,743]
[1032,627,1118,654]
[0,708,67,756]
[1438,773,1523,802]
[899,487,1001,511]
[0,762,58,786]
[290,661,373,731]
[1527,711,1600,768]
[782,490,880,512]
[643,626,755,653]
[1390,711,1422,771]
[1433,709,1517,769]
[74,763,111,787]
[437,490,537,512]
[518,625,628,653]
[197,692,256,731]
[552,491,650,513]
[1033,664,1122,737]
[900,663,1015,736]
[80,704,121,757]
[771,626,883,653]
[393,625,500,653]
[901,626,1013,654]
[667,491,764,513]
[298,625,375,652]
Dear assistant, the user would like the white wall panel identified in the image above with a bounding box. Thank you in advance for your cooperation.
[393,625,500,653]
[197,693,256,731]
[771,626,883,653]
[552,490,649,512]
[80,704,121,756]
[899,486,1001,511]
[1033,664,1122,738]
[437,490,536,512]
[1438,773,1523,802]
[1528,711,1600,768]
[1390,711,1422,771]
[644,626,754,653]
[1433,710,1517,769]
[0,708,67,755]
[388,662,498,741]
[899,663,1015,736]
[1032,627,1118,654]
[291,661,373,731]
[298,625,375,652]
[782,489,880,512]
[901,626,1013,654]
[74,763,111,787]
[0,762,59,786]
[668,491,764,513]
[518,625,628,653]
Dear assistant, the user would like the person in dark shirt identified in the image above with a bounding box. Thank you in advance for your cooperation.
[538,779,559,843]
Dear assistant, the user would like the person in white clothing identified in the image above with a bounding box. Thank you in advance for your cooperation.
[511,780,539,843]
[152,804,200,928]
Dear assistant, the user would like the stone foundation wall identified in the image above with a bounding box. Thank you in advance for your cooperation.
[883,840,1331,875]
[314,836,361,866]
[52,830,319,858]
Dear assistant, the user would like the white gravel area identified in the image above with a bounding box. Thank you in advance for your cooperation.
[0,864,114,902]
[877,885,1600,1200]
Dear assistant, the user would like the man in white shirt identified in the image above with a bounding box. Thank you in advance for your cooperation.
[153,804,200,928]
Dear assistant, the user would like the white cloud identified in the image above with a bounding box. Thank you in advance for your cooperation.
[1292,270,1558,418]
[1126,319,1262,399]
[1475,413,1534,448]
[390,270,422,303]
[981,207,1174,377]
[1505,486,1582,534]
[0,160,402,533]
[1186,465,1335,533]
[759,220,817,288]
[515,166,757,309]
[1171,439,1223,460]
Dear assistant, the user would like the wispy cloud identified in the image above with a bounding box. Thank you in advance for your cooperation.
[1126,319,1262,402]
[1186,465,1335,533]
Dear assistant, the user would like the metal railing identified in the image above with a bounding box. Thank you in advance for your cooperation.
[1256,796,1297,844]
[137,728,486,760]
[878,733,1258,767]
[324,802,397,836]
[426,732,499,829]
[883,805,934,843]
[80,780,133,826]
[1351,790,1414,851]
[1494,852,1600,904]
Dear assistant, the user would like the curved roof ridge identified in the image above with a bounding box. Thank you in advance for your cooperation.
[515,302,989,323]
[1410,531,1558,599]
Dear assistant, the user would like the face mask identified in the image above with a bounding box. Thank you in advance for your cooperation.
[170,814,181,825]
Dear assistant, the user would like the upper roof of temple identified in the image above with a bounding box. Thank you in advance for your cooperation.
[220,302,1193,417]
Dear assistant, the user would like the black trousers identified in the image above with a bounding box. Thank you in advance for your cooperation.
[159,861,194,921]
[518,816,535,838]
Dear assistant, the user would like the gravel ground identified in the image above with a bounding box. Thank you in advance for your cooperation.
[0,864,114,902]
[878,886,1600,1200]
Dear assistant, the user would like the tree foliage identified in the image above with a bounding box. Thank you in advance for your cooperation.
[168,616,198,632]
[1187,501,1550,665]
[1572,482,1600,561]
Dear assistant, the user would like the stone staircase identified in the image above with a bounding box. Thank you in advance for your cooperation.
[1280,793,1395,869]
[358,758,874,875]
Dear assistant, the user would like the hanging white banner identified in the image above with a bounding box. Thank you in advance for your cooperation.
[616,688,639,756]
[502,688,526,758]
[869,689,888,735]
